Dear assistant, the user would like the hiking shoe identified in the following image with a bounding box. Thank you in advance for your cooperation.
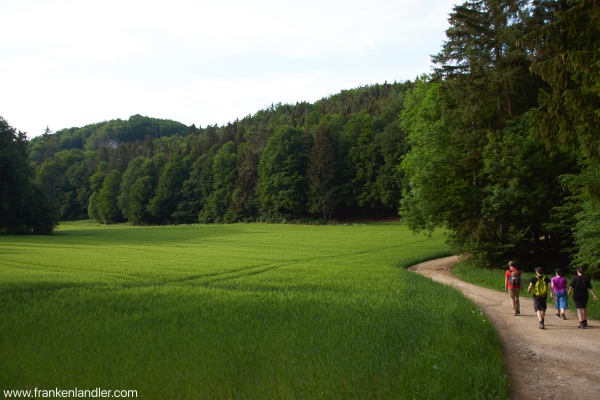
[539,322,545,329]
[556,313,560,318]
[562,314,566,320]
[517,310,520,314]
[578,321,584,329]
[514,313,518,316]
[584,320,588,327]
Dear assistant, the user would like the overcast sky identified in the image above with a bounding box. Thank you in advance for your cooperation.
[1,0,457,138]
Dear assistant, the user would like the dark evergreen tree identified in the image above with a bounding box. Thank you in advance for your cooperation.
[523,0,600,275]
[524,0,600,166]
[197,145,219,211]
[173,156,205,224]
[307,118,339,220]
[22,181,57,234]
[229,142,261,221]
[0,117,57,234]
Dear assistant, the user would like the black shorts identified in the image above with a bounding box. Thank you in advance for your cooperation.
[533,296,547,312]
[573,295,589,309]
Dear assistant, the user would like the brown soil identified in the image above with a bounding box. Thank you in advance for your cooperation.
[409,256,600,400]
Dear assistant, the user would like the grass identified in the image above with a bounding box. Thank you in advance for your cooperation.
[452,260,600,320]
[1,222,507,399]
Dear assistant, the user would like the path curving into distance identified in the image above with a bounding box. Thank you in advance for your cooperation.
[409,256,600,400]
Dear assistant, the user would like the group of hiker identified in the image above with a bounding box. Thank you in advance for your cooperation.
[504,261,598,329]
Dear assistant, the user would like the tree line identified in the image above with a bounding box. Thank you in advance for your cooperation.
[1,0,598,276]
[25,82,412,229]
[0,117,56,234]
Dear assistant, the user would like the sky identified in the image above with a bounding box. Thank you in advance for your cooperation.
[0,0,457,138]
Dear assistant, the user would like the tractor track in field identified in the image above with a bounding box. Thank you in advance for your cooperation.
[409,256,600,400]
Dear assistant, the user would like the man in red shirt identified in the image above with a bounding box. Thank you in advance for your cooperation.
[504,261,523,316]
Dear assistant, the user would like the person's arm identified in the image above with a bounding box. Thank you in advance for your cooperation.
[504,275,508,291]
[589,282,598,301]
[568,282,573,296]
[527,281,533,294]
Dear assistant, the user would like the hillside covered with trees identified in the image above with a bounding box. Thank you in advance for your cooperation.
[27,81,411,227]
[2,0,598,275]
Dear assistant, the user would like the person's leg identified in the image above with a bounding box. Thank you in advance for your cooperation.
[558,292,567,318]
[509,288,519,315]
[509,289,516,314]
[536,303,546,328]
[534,298,543,328]
[577,308,585,328]
[540,300,547,328]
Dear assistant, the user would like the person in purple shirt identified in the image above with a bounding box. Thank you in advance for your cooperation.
[551,268,568,319]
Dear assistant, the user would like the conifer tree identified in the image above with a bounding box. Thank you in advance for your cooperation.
[524,0,600,166]
[1,119,57,233]
[307,121,338,220]
[523,0,600,274]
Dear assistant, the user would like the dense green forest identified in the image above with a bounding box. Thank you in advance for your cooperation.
[26,81,411,227]
[399,0,599,273]
[1,0,598,275]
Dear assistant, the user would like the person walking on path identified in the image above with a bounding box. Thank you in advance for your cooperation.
[528,267,551,329]
[504,261,523,316]
[568,267,598,329]
[551,269,569,320]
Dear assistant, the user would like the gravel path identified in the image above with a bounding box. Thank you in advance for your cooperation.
[409,256,600,400]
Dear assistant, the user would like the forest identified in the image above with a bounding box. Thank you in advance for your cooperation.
[1,0,598,275]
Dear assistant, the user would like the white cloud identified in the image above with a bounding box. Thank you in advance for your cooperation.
[0,0,456,136]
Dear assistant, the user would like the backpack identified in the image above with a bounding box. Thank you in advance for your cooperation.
[534,276,548,298]
[508,269,521,287]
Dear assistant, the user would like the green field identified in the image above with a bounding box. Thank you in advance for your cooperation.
[452,261,600,320]
[1,222,507,399]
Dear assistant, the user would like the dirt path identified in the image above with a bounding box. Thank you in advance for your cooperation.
[409,256,600,400]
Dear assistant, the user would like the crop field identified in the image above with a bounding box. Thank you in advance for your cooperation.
[0,222,507,399]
